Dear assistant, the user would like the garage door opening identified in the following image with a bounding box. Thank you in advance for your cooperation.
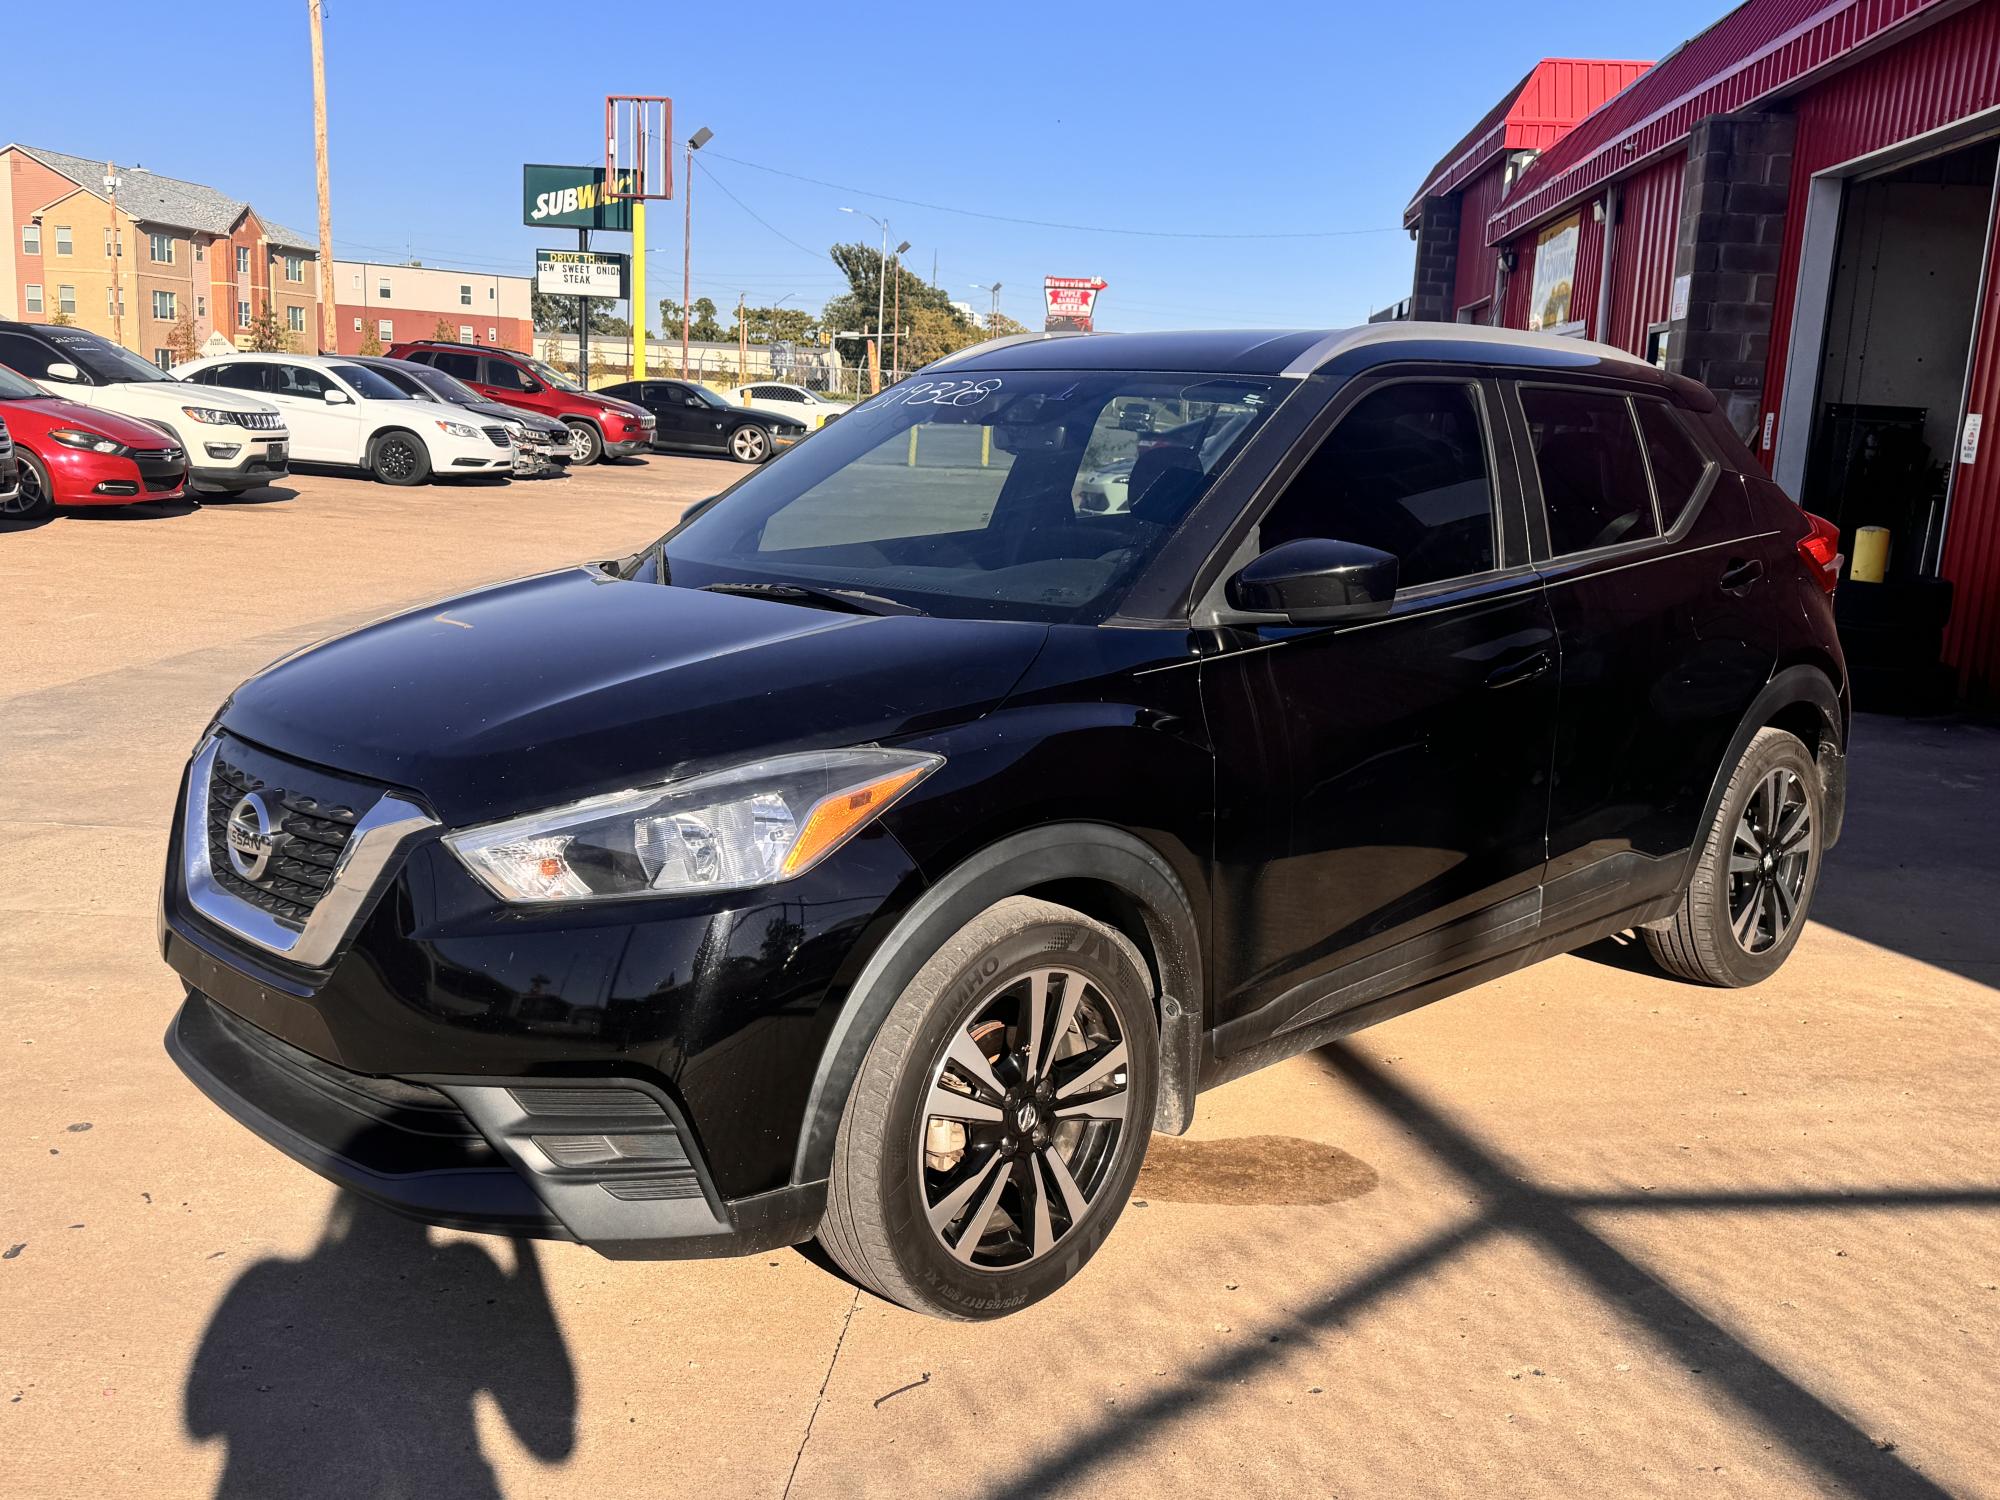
[1795,135,1998,709]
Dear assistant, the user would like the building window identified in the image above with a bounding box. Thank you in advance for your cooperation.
[103,227,112,257]
[287,304,305,333]
[106,286,125,317]
[24,284,43,313]
[196,295,207,318]
[54,225,72,256]
[194,239,205,262]
[351,271,362,290]
[153,290,177,320]
[460,283,472,306]
[236,246,250,275]
[352,316,362,332]
[377,277,391,300]
[460,324,474,342]
[237,301,251,329]
[21,223,39,255]
[154,349,173,371]
[487,327,497,341]
[377,319,393,341]
[284,255,305,283]
[488,286,496,300]
[58,285,76,316]
[149,232,175,264]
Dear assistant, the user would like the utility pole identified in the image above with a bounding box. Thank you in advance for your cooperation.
[682,127,712,380]
[736,291,747,382]
[105,162,124,348]
[307,0,336,354]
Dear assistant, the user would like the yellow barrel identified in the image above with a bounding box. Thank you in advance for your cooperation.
[1851,525,1890,583]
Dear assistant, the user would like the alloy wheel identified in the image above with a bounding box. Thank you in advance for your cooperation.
[378,440,417,481]
[567,425,593,462]
[1727,767,1813,953]
[918,967,1130,1271]
[2,461,46,517]
[732,427,768,462]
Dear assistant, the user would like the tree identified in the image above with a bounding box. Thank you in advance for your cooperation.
[658,297,725,343]
[532,290,628,337]
[358,326,384,356]
[724,304,817,347]
[166,311,202,368]
[244,306,289,353]
[47,309,73,327]
[819,241,977,374]
[431,316,458,343]
[537,333,572,375]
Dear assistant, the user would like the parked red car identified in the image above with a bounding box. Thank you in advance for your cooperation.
[385,340,654,464]
[0,362,187,519]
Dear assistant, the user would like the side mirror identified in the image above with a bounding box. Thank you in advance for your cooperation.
[518,381,542,394]
[323,388,352,404]
[1225,538,1399,624]
[43,361,81,384]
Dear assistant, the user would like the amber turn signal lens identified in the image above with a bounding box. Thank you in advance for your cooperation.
[780,765,932,877]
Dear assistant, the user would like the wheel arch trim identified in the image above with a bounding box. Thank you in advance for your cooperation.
[1685,664,1847,883]
[791,823,1204,1186]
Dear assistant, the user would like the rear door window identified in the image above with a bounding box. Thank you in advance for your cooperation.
[206,363,271,393]
[428,351,480,382]
[1257,381,1496,588]
[1634,399,1714,529]
[1520,387,1660,555]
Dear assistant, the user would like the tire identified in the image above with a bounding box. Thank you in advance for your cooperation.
[1645,727,1824,987]
[819,896,1158,1320]
[563,420,603,466]
[368,431,431,487]
[729,425,771,464]
[2,451,54,521]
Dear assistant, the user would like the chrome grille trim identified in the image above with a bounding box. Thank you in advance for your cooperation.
[181,736,437,968]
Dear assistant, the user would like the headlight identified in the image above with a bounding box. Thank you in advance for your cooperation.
[180,406,241,426]
[445,747,941,903]
[503,421,526,439]
[435,420,479,439]
[49,428,126,455]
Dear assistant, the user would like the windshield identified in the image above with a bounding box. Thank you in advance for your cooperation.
[40,328,177,385]
[658,369,1279,624]
[687,383,731,409]
[0,365,43,400]
[329,363,415,402]
[521,355,585,394]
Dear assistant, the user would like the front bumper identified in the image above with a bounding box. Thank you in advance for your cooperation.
[42,445,186,505]
[188,434,290,490]
[159,731,922,1255]
[167,990,825,1256]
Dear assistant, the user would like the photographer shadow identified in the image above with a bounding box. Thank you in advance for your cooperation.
[185,1192,577,1499]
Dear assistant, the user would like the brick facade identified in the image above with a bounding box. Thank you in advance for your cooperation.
[1665,110,1797,443]
[1408,196,1462,323]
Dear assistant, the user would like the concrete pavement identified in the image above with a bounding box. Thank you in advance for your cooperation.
[2,459,1995,1498]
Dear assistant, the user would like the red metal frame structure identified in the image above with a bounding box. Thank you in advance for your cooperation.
[603,96,675,382]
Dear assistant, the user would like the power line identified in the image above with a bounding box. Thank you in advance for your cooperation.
[698,147,1404,241]
[691,158,829,263]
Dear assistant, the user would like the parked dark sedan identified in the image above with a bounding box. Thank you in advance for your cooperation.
[598,377,805,463]
[349,356,571,475]
[160,325,1848,1320]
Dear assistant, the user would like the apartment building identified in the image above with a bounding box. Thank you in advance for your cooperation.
[332,260,531,355]
[0,144,319,364]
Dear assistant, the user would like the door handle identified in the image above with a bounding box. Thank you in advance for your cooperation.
[1720,558,1765,595]
[1484,648,1554,690]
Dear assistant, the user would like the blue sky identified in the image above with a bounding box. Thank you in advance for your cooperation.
[3,0,1723,332]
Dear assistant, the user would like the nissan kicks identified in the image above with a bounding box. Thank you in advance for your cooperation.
[160,325,1849,1319]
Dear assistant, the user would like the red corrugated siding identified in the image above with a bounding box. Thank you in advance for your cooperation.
[1571,211,1608,338]
[1452,165,1508,315]
[1489,0,1957,244]
[1943,201,2000,701]
[1764,1,2000,453]
[1607,155,1686,354]
[1502,234,1539,328]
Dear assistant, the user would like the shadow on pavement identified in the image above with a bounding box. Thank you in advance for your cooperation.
[984,1042,1993,1500]
[184,1192,576,1500]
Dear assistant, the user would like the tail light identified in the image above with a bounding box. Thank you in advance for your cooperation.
[1798,511,1843,594]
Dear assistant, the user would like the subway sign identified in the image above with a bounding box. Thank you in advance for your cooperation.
[521,164,634,231]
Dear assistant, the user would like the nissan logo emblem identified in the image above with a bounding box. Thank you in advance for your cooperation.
[225,792,282,882]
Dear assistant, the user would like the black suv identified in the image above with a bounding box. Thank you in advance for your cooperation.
[161,326,1848,1319]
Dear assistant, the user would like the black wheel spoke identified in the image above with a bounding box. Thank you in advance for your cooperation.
[1726,766,1812,954]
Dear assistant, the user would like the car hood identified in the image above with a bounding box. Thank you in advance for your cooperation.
[114,380,278,418]
[219,567,1049,826]
[467,400,565,435]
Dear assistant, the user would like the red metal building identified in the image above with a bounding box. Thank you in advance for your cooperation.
[1405,0,2000,704]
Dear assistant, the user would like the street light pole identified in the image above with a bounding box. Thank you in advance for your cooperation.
[841,207,890,392]
[972,282,1003,337]
[683,126,712,379]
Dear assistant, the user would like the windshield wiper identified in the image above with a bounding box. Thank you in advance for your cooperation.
[697,581,923,617]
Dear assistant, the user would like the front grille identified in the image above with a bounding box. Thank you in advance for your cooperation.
[236,411,285,432]
[131,447,177,463]
[483,426,510,448]
[205,752,362,928]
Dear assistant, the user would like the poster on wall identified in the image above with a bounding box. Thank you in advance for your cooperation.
[1527,214,1583,336]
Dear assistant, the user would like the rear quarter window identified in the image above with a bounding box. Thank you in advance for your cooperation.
[1635,400,1715,529]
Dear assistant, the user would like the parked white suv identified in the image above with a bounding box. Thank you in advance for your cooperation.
[725,381,844,431]
[175,353,514,485]
[0,322,288,496]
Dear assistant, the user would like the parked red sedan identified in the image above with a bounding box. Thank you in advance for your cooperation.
[0,362,188,519]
